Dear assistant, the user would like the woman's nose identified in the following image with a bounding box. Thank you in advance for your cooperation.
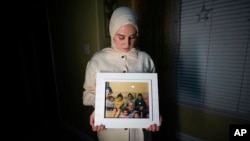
[125,38,131,46]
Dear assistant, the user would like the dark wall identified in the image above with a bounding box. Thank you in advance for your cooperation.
[136,1,178,140]
[16,7,61,140]
[15,7,94,141]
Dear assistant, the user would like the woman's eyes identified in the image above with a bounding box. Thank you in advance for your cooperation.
[118,35,125,40]
[117,35,137,40]
[129,35,137,39]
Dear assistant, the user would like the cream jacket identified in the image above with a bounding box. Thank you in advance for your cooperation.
[82,47,155,141]
[83,47,155,107]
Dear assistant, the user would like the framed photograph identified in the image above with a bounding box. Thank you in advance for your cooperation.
[95,73,160,128]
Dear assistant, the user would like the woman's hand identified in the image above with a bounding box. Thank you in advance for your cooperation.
[146,115,162,132]
[89,110,106,131]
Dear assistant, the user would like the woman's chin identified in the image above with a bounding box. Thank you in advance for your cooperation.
[122,48,130,52]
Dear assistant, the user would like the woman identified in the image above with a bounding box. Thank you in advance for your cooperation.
[83,6,162,141]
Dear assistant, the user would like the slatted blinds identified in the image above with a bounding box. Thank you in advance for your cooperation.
[177,0,250,120]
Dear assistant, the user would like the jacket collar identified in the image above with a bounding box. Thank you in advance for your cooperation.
[103,47,138,59]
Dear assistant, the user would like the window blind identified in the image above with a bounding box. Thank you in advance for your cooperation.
[177,0,250,120]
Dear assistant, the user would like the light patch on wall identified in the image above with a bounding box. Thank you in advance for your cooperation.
[83,44,89,54]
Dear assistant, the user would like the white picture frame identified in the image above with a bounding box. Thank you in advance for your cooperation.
[95,73,160,128]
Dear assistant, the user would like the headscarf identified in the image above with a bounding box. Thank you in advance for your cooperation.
[109,6,138,49]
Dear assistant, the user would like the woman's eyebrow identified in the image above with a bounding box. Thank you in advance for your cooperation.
[116,34,125,36]
[131,33,137,36]
[116,32,137,36]
[129,33,137,37]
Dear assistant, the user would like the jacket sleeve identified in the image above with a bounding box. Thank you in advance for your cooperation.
[145,52,156,73]
[149,58,156,73]
[139,51,156,73]
[82,60,97,107]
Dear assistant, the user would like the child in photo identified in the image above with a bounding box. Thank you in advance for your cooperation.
[106,96,115,111]
[119,108,130,118]
[134,112,140,118]
[112,93,124,118]
[135,93,147,111]
[124,93,135,108]
[138,105,148,118]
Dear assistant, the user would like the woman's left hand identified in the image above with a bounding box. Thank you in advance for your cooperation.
[146,115,162,132]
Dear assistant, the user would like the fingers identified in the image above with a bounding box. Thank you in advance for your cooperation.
[159,115,163,125]
[91,124,105,131]
[93,124,106,131]
[146,115,162,132]
[89,110,106,132]
[89,111,95,129]
[90,122,106,132]
[146,124,160,132]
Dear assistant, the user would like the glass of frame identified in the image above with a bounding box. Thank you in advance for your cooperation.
[95,73,160,128]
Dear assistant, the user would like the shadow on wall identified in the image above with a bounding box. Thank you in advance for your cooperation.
[16,7,97,141]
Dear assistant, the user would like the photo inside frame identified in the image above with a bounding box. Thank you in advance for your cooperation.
[104,81,150,119]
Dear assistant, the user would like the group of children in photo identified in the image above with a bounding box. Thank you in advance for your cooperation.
[105,90,149,119]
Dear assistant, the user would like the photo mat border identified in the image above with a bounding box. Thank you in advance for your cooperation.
[95,73,160,128]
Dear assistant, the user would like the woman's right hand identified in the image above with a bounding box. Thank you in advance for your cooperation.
[89,110,106,131]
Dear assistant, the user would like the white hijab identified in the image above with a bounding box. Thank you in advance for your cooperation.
[109,6,138,49]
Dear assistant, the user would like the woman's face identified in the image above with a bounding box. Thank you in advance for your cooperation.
[113,24,137,52]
